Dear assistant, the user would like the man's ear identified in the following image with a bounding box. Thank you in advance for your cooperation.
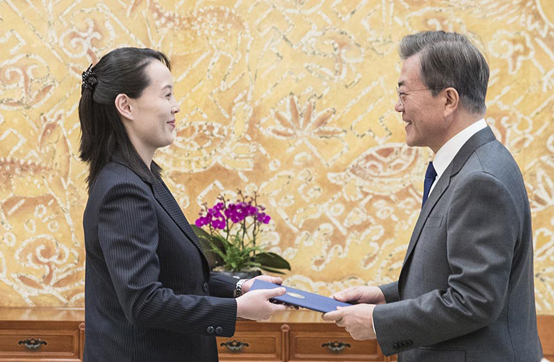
[115,94,133,120]
[443,87,459,118]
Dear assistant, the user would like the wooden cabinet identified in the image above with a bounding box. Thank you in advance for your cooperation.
[0,308,552,362]
[217,311,554,362]
[217,310,391,362]
[539,315,554,361]
[288,327,384,361]
[218,323,285,361]
[0,308,84,361]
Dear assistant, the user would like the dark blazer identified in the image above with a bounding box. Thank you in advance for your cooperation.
[83,155,238,362]
[373,127,543,362]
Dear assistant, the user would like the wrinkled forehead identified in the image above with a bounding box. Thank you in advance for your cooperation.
[398,54,423,89]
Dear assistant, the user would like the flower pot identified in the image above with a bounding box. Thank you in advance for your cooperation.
[216,269,262,280]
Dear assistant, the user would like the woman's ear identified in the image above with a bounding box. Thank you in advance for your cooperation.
[115,94,133,120]
[443,87,459,118]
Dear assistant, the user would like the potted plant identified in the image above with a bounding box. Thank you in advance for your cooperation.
[192,190,291,279]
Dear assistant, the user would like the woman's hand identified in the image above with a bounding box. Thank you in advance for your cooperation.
[236,288,288,321]
[241,275,283,294]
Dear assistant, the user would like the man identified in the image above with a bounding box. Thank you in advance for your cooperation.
[323,31,543,362]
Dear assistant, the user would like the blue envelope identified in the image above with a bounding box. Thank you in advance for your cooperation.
[249,280,352,313]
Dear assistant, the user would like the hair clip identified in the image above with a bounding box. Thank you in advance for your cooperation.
[82,64,97,90]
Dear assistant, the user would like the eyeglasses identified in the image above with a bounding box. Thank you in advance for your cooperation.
[396,87,444,107]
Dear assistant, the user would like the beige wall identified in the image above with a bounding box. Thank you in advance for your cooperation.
[1,0,553,314]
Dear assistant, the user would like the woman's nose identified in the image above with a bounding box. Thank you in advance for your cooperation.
[172,103,180,114]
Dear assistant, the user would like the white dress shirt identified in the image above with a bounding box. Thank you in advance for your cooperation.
[428,119,487,196]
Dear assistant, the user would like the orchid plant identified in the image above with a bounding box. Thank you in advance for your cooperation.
[191,190,290,274]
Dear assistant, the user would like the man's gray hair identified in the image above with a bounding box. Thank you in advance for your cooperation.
[400,31,489,115]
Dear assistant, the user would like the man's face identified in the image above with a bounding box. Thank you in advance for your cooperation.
[395,54,449,153]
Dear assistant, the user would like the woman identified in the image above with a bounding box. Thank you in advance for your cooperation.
[79,47,287,362]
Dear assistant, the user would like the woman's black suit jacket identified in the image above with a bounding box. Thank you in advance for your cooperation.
[83,155,238,362]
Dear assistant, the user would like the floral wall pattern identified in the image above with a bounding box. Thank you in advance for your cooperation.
[1,0,553,314]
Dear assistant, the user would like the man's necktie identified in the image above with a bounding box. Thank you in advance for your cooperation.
[422,161,437,207]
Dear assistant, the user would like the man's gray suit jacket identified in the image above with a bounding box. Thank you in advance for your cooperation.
[373,127,543,362]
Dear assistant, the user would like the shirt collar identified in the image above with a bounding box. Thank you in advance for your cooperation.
[433,118,487,181]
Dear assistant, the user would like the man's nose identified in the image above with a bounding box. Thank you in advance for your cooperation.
[394,99,403,112]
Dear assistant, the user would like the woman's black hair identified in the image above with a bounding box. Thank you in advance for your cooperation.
[78,47,171,192]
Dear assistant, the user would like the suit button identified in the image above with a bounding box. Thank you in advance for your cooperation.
[207,326,215,334]
[203,282,209,293]
[215,327,223,335]
[393,343,400,349]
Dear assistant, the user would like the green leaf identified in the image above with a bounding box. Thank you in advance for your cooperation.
[190,225,291,273]
[191,225,224,268]
[258,265,287,274]
[254,252,291,271]
[191,224,210,238]
[210,243,227,259]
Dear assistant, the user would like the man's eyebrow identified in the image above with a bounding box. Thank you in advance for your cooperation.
[162,84,173,91]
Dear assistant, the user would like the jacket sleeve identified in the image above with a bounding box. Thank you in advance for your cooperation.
[98,180,237,337]
[209,272,238,298]
[374,171,520,355]
[379,281,399,304]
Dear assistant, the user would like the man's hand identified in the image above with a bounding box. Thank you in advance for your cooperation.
[241,275,283,294]
[322,304,377,340]
[331,286,386,305]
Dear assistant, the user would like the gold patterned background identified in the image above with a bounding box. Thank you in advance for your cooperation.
[1,0,553,314]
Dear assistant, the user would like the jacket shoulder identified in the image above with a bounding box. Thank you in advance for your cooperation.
[90,162,150,197]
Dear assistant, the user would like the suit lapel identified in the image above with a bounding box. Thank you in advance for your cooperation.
[110,153,209,267]
[151,179,208,264]
[401,127,497,267]
[402,167,451,264]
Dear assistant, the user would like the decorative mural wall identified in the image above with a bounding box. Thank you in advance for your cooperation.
[1,0,553,314]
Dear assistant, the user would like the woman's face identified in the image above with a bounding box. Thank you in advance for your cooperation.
[124,60,180,162]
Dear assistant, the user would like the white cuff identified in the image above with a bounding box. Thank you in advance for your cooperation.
[372,313,376,336]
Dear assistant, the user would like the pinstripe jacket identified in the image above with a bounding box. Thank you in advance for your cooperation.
[83,155,238,362]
